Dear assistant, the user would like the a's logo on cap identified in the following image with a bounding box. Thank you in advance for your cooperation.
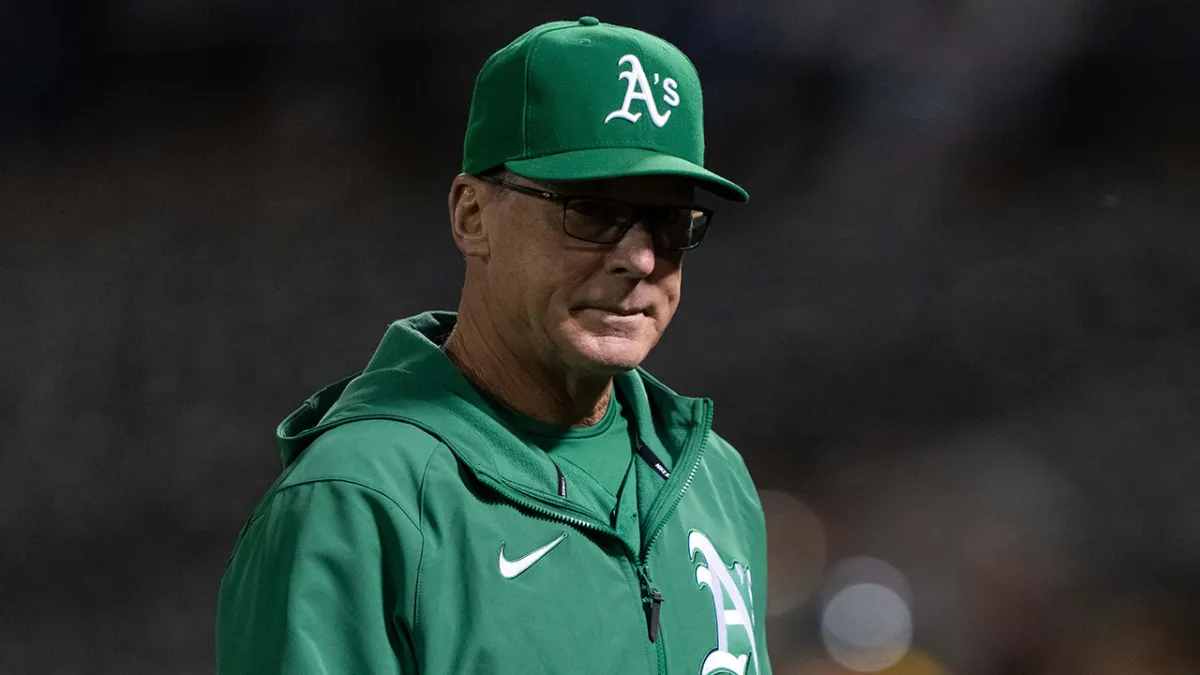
[604,54,680,128]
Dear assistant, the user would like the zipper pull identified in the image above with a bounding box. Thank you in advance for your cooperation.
[636,565,663,642]
[646,588,663,642]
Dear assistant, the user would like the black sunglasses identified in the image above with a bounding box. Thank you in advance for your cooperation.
[477,174,712,251]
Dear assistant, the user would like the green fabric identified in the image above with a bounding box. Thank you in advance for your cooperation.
[490,386,631,499]
[461,16,748,202]
[483,387,646,553]
[217,311,772,674]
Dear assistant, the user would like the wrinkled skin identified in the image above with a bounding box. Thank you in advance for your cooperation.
[446,171,696,426]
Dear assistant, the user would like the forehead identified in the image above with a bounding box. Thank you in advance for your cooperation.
[539,174,697,205]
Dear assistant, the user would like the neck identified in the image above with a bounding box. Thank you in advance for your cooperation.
[444,302,612,428]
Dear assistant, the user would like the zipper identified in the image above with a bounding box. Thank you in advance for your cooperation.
[482,474,665,671]
[640,399,713,565]
[631,399,715,673]
[320,408,701,668]
[492,476,613,536]
[457,397,713,673]
[635,564,664,642]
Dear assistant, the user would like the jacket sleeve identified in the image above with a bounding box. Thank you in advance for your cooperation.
[216,479,422,674]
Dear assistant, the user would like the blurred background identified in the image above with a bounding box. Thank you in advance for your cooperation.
[2,0,1199,673]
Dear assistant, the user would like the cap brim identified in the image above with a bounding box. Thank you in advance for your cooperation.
[504,147,748,203]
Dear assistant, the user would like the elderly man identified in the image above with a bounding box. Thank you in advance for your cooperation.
[217,16,771,675]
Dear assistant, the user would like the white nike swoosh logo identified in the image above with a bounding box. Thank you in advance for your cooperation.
[498,532,568,579]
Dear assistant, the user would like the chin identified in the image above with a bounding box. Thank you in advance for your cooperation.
[571,338,651,373]
[556,324,657,374]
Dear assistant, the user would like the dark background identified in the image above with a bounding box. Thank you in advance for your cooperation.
[2,1,1199,673]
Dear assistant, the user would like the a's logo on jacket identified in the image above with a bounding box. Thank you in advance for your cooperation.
[689,530,760,675]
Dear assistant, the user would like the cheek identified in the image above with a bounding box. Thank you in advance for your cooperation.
[656,259,684,321]
[491,225,578,323]
[539,254,596,320]
[487,228,542,323]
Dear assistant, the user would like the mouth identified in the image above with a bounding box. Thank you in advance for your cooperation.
[576,306,649,318]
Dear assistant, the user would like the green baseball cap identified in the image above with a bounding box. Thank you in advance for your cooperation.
[462,16,748,202]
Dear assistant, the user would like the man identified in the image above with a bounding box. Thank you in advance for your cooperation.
[217,16,771,675]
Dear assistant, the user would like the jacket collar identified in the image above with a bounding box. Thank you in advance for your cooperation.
[277,311,710,498]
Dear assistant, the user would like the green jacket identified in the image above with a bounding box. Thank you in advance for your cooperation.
[216,312,772,674]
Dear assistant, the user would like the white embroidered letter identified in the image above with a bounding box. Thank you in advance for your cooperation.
[662,77,680,107]
[604,54,676,128]
[689,531,760,675]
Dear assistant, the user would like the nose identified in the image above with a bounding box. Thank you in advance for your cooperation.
[607,220,658,278]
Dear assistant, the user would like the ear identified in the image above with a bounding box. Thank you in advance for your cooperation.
[448,173,491,260]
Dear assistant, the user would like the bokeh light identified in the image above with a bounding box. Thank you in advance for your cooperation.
[822,582,913,672]
[760,488,827,617]
[820,557,914,672]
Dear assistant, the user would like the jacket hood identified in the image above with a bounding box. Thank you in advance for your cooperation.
[276,311,709,498]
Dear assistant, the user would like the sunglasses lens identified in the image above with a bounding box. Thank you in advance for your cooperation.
[565,199,633,244]
[564,197,711,250]
[654,209,709,250]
